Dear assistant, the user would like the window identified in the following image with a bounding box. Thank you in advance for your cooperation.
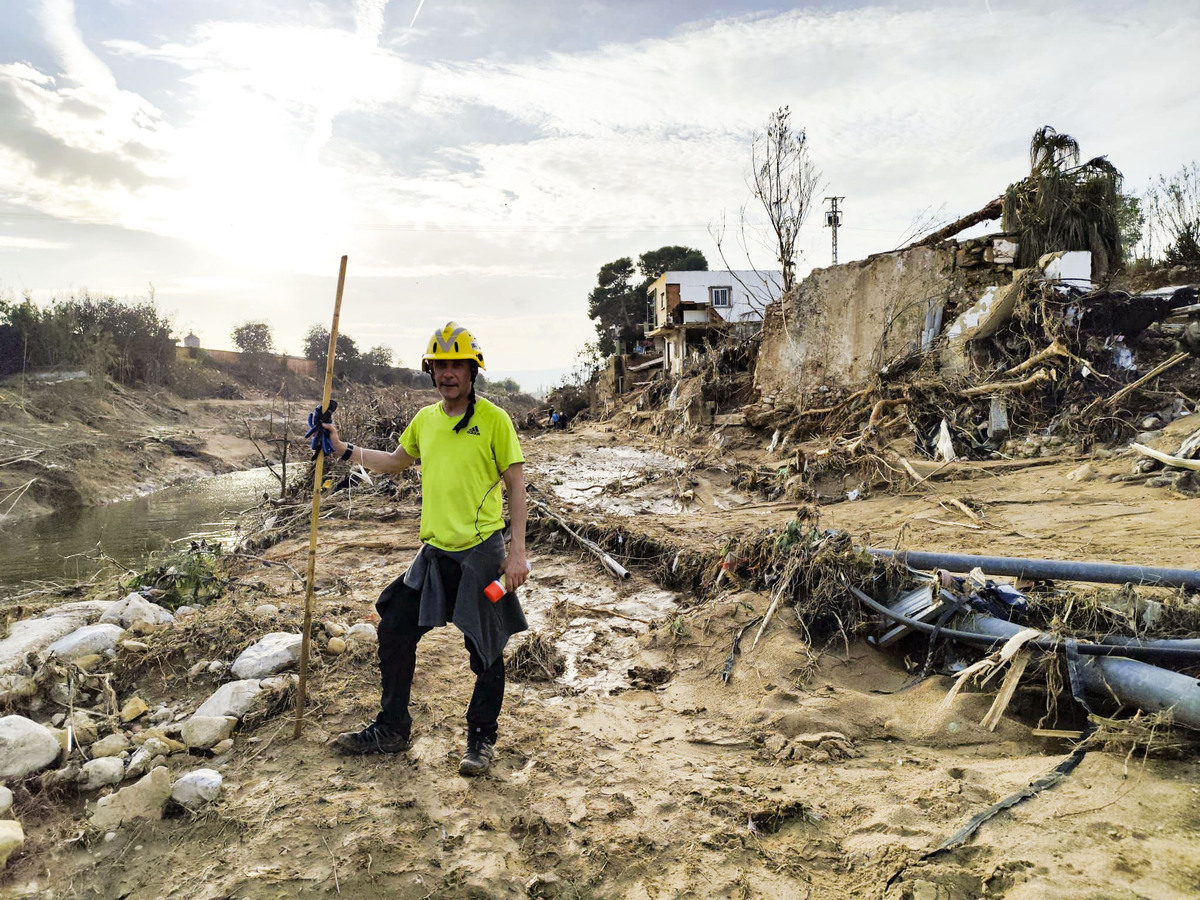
[710,286,731,307]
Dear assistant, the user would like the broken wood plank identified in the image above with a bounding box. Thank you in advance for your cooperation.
[1032,728,1087,740]
[981,649,1031,731]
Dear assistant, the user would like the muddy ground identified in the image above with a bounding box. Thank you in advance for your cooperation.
[5,414,1199,899]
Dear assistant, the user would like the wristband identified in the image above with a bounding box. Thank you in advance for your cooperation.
[340,443,354,462]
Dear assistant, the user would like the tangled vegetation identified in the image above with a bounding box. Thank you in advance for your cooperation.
[0,293,175,383]
[1002,126,1125,273]
[121,541,228,609]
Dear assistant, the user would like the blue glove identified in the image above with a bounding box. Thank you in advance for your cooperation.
[304,400,339,459]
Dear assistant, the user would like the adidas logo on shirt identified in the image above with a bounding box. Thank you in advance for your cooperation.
[467,425,481,435]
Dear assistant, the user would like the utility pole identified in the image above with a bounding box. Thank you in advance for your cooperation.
[824,196,845,265]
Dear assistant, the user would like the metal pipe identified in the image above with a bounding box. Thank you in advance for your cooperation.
[868,548,1200,591]
[844,581,1200,663]
[959,614,1200,730]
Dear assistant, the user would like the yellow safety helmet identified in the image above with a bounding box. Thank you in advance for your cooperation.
[421,321,486,371]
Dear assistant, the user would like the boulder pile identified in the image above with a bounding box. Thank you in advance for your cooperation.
[0,590,375,870]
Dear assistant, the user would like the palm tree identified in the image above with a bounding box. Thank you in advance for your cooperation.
[1002,126,1124,275]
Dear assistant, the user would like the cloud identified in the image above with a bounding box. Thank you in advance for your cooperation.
[0,235,67,250]
[3,0,1200,369]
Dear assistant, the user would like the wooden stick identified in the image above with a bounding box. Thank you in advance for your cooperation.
[294,255,348,740]
[750,586,784,650]
[531,499,630,579]
[1103,352,1189,407]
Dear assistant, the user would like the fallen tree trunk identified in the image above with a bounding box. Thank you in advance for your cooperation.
[911,197,1003,248]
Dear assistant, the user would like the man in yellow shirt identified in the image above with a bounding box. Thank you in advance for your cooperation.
[323,323,528,776]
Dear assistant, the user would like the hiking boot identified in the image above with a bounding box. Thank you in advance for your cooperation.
[334,720,410,755]
[458,737,496,776]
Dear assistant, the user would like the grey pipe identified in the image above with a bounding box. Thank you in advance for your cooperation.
[869,548,1200,591]
[960,614,1200,730]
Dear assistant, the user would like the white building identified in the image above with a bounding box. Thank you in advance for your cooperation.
[645,270,784,375]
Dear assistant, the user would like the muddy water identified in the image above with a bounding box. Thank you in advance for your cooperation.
[531,444,689,516]
[0,468,283,595]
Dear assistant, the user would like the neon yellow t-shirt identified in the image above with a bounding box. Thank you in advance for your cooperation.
[398,397,524,552]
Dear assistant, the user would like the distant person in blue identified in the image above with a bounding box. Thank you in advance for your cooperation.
[549,408,560,429]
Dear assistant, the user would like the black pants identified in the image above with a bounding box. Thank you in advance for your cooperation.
[376,555,505,743]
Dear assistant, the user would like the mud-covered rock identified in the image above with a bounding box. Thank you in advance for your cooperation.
[181,716,237,750]
[99,593,174,630]
[0,716,62,779]
[89,766,170,829]
[171,768,223,809]
[0,820,24,867]
[79,757,126,790]
[120,697,150,722]
[90,733,132,758]
[194,679,263,719]
[45,624,125,662]
[230,633,301,679]
[0,676,37,707]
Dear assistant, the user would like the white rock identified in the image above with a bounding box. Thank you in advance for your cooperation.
[0,715,62,779]
[195,680,263,719]
[206,661,225,674]
[99,593,174,629]
[0,600,116,676]
[45,624,125,662]
[252,604,279,619]
[230,633,302,679]
[89,766,171,829]
[0,820,23,867]
[174,606,198,618]
[0,785,12,817]
[181,716,237,750]
[79,757,126,790]
[211,738,234,755]
[171,768,224,809]
[90,733,132,758]
[345,623,377,643]
[325,622,347,637]
[125,743,162,779]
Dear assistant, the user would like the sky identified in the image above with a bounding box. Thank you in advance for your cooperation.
[1,0,1198,392]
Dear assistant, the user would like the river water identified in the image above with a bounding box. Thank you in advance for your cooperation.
[0,468,284,595]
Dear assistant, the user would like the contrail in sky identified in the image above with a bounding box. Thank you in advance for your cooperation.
[409,0,426,28]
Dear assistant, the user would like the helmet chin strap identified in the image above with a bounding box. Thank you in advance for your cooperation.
[452,364,479,433]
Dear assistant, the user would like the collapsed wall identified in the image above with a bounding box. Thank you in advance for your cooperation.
[754,238,1012,396]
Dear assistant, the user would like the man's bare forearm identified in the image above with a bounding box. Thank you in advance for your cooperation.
[323,423,415,475]
[501,463,528,590]
[347,444,415,475]
[505,468,527,554]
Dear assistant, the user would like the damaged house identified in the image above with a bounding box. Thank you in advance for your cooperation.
[647,270,783,376]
